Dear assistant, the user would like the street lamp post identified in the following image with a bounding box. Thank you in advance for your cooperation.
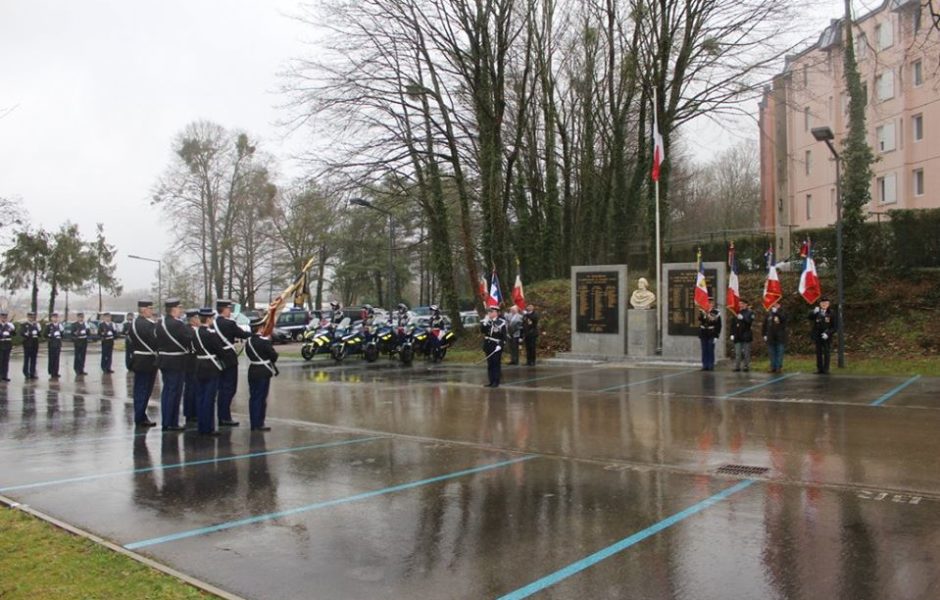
[128,254,162,307]
[349,198,394,308]
[811,126,846,368]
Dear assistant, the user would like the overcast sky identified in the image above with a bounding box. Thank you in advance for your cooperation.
[1,0,849,300]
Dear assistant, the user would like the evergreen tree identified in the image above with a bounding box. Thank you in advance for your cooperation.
[93,223,123,312]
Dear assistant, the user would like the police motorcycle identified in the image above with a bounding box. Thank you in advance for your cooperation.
[421,305,456,363]
[359,305,386,363]
[330,317,366,362]
[300,303,346,361]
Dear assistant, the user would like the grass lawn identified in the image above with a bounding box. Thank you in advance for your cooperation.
[745,355,940,377]
[0,508,207,600]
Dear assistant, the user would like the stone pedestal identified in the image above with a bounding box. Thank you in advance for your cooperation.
[627,310,657,357]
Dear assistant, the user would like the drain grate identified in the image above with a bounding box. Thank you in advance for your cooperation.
[715,464,769,477]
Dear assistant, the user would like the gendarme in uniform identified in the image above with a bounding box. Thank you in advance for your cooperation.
[214,299,249,427]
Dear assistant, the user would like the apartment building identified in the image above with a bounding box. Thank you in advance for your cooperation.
[759,0,938,257]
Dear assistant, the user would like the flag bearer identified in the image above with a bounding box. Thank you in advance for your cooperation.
[245,316,278,431]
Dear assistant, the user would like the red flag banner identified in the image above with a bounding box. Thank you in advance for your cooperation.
[727,243,740,315]
[694,249,709,312]
[512,274,526,310]
[763,264,783,310]
[799,251,822,304]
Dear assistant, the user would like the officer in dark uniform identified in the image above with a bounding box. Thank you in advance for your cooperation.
[21,311,41,380]
[762,301,788,374]
[192,307,225,436]
[0,310,14,382]
[214,299,249,427]
[698,298,722,371]
[729,299,755,372]
[45,312,64,379]
[481,306,507,387]
[98,312,116,373]
[182,308,201,425]
[71,312,89,376]
[122,312,134,370]
[246,316,279,431]
[155,298,193,431]
[427,304,446,356]
[521,304,540,366]
[809,296,838,375]
[128,300,158,427]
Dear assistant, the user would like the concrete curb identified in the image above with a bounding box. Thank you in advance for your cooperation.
[0,495,246,600]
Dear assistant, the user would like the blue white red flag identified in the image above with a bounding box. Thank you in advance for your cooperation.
[487,270,502,307]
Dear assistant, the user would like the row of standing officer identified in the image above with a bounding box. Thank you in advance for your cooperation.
[126,298,277,434]
[0,309,117,382]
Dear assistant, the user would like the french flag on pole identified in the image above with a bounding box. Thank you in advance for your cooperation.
[694,249,710,312]
[762,246,783,310]
[512,274,526,310]
[651,106,666,182]
[727,242,741,315]
[798,239,822,304]
[478,274,488,303]
[487,269,502,307]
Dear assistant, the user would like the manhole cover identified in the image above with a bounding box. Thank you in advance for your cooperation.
[715,464,769,477]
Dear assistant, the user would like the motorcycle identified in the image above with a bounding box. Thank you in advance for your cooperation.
[300,321,338,361]
[330,321,365,362]
[363,323,396,363]
[427,326,456,363]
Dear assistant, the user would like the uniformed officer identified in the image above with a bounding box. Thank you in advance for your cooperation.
[128,300,158,427]
[481,306,507,387]
[71,312,89,376]
[521,304,539,366]
[0,310,14,382]
[698,298,722,371]
[428,304,446,356]
[45,312,64,379]
[192,307,225,436]
[122,312,134,370]
[809,296,838,375]
[506,306,522,365]
[214,299,249,427]
[155,298,193,431]
[98,312,116,373]
[729,299,755,372]
[246,316,279,431]
[182,308,201,425]
[21,311,42,380]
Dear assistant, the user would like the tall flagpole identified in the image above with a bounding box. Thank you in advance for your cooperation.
[653,88,663,355]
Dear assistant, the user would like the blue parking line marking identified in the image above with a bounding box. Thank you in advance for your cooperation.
[870,375,921,406]
[721,373,798,399]
[124,454,538,550]
[509,368,601,386]
[496,479,756,600]
[598,369,696,393]
[0,436,384,493]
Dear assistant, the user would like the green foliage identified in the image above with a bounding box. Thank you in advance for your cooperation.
[92,223,123,312]
[45,223,96,316]
[886,209,940,270]
[0,227,49,312]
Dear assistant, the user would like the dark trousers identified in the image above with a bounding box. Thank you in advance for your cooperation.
[217,366,238,422]
[815,340,831,373]
[159,368,185,428]
[183,372,198,419]
[248,377,270,429]
[48,344,61,376]
[768,343,785,372]
[23,344,38,377]
[101,341,113,372]
[133,370,157,423]
[508,336,520,365]
[700,338,716,370]
[196,376,219,433]
[0,345,10,379]
[124,342,133,370]
[73,341,87,373]
[524,337,537,366]
[487,350,503,386]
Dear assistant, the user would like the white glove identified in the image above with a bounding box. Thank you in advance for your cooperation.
[494,345,502,352]
[821,333,828,340]
[737,313,743,320]
[814,306,820,314]
[712,338,717,345]
[730,335,735,342]
[763,336,768,342]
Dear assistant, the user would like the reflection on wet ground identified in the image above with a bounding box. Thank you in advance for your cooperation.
[2,357,939,599]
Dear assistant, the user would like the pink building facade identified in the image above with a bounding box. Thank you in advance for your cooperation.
[759,0,938,257]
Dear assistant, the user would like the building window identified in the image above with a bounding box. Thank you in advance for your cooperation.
[806,194,813,220]
[876,21,893,49]
[877,122,896,152]
[913,114,924,141]
[804,107,810,131]
[876,71,895,101]
[914,169,925,196]
[805,150,812,175]
[856,34,867,59]
[913,60,923,86]
[914,7,922,34]
[878,173,897,205]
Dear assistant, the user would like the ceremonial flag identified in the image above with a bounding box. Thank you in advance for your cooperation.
[762,246,783,310]
[798,238,822,304]
[694,249,710,312]
[512,274,526,310]
[478,274,488,303]
[487,269,502,307]
[727,242,741,315]
[652,102,666,182]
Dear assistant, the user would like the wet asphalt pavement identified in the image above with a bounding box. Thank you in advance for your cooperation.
[2,353,939,599]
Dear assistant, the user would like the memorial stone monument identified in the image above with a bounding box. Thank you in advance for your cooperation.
[661,262,727,361]
[627,277,657,357]
[570,265,628,357]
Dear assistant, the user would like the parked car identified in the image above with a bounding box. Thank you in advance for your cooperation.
[460,311,480,327]
[271,327,291,345]
[275,308,311,341]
